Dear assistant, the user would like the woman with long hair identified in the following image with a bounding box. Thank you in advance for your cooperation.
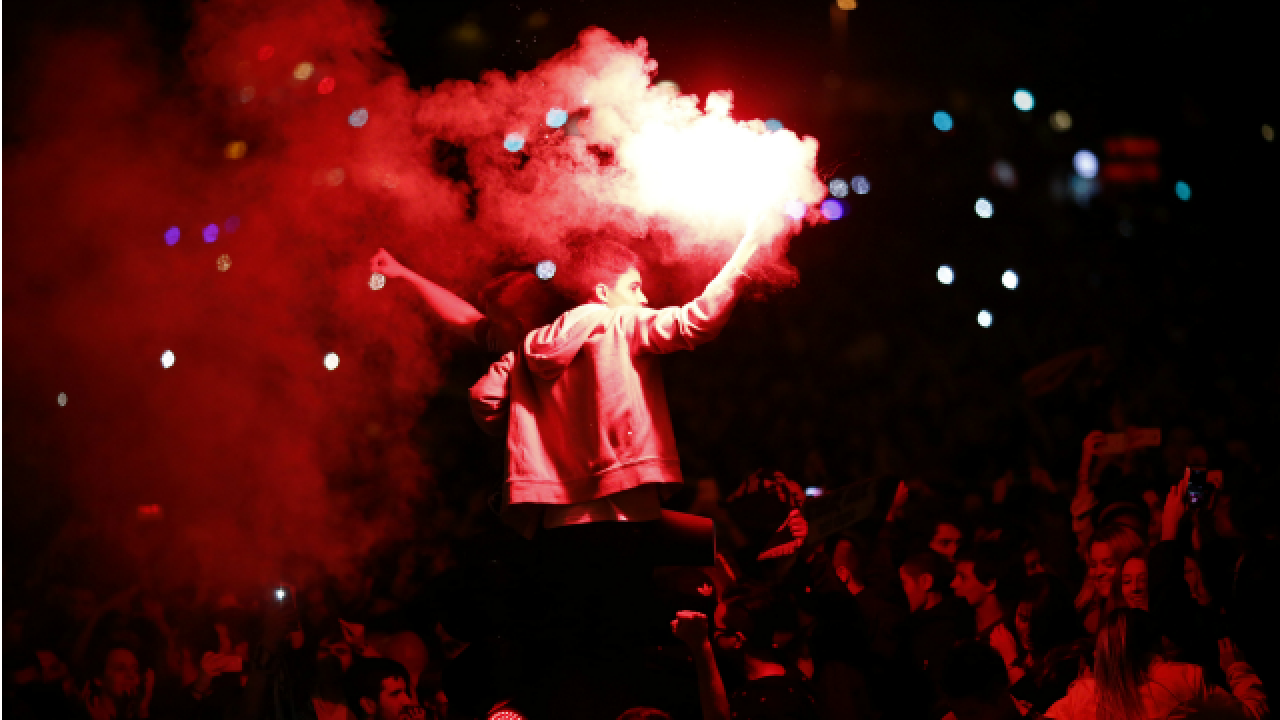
[1012,573,1090,713]
[1045,609,1268,720]
[1111,547,1149,612]
[1077,525,1146,635]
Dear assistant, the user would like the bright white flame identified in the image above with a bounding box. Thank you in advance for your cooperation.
[937,265,955,285]
[1013,89,1035,112]
[1073,149,1099,179]
[369,272,387,290]
[1002,269,1019,289]
[324,352,340,371]
[975,198,994,218]
[977,310,993,328]
[603,90,825,242]
[161,350,175,368]
[58,392,68,407]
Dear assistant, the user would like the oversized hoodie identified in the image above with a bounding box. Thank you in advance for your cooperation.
[469,266,747,534]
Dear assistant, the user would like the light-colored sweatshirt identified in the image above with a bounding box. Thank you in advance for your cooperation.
[470,266,746,537]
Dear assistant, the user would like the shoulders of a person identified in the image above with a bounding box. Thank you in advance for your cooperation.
[1148,658,1205,687]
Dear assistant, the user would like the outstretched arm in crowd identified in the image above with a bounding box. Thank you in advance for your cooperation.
[672,611,731,720]
[1214,638,1270,720]
[371,248,486,344]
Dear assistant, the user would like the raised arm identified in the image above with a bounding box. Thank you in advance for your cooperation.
[622,216,765,354]
[672,611,731,720]
[372,249,486,344]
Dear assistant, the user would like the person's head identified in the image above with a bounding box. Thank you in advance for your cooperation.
[900,551,946,613]
[346,657,414,720]
[951,544,1001,609]
[1114,550,1149,612]
[1015,574,1082,660]
[1183,555,1212,607]
[930,521,965,563]
[379,631,427,692]
[714,583,782,665]
[317,625,355,672]
[1095,609,1161,720]
[1088,524,1145,600]
[96,646,141,702]
[478,270,568,351]
[939,641,1017,720]
[561,234,645,308]
[831,536,867,592]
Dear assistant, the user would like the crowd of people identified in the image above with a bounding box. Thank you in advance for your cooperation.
[5,424,1277,720]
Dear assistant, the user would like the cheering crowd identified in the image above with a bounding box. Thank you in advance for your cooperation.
[6,230,1278,720]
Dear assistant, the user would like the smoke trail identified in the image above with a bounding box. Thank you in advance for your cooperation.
[3,0,824,593]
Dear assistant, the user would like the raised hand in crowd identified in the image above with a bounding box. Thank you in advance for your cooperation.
[672,611,731,720]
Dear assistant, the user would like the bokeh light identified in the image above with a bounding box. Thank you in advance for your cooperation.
[203,224,219,243]
[820,198,844,220]
[1013,89,1035,112]
[216,254,232,272]
[991,160,1017,188]
[765,118,784,133]
[58,392,68,407]
[1073,149,1099,179]
[164,227,181,246]
[851,176,871,195]
[974,198,993,218]
[317,77,335,94]
[1175,181,1192,202]
[784,200,807,220]
[504,133,525,152]
[292,62,314,80]
[240,86,255,103]
[933,111,954,132]
[1264,124,1275,142]
[546,108,568,128]
[1050,110,1073,132]
[829,178,849,198]
[535,260,557,280]
[161,350,176,369]
[257,45,275,61]
[977,310,993,328]
[1002,269,1019,289]
[348,108,369,128]
[225,216,241,233]
[369,272,387,290]
[324,352,340,371]
[225,141,247,160]
[937,265,954,285]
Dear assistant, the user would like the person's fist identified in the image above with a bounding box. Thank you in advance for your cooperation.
[371,249,407,279]
[670,610,710,647]
[786,509,809,543]
[1082,430,1107,457]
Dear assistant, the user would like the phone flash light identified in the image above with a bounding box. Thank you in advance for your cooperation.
[805,487,824,498]
[276,588,286,601]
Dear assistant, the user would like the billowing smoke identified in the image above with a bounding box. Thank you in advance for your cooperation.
[3,0,824,594]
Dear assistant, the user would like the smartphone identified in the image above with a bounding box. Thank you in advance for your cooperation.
[1187,467,1209,507]
[1097,433,1127,455]
[805,486,824,498]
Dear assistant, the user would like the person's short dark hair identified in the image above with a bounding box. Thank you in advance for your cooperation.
[477,270,568,335]
[719,583,784,659]
[901,550,947,586]
[939,640,1009,705]
[557,231,641,303]
[953,542,1004,587]
[345,657,411,720]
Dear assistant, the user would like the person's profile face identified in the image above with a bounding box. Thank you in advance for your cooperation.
[102,648,140,700]
[376,677,412,720]
[1015,602,1033,653]
[930,523,963,562]
[600,268,648,308]
[1090,542,1117,598]
[951,561,989,607]
[899,568,929,613]
[1120,557,1148,611]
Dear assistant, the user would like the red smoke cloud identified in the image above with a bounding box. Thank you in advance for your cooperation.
[4,0,824,594]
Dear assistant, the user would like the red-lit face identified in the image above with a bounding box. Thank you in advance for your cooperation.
[1120,556,1148,611]
[1184,555,1212,607]
[365,676,413,720]
[318,638,354,672]
[1090,542,1118,598]
[951,561,992,607]
[100,648,140,701]
[597,268,648,308]
[930,523,963,562]
[899,568,931,613]
[1015,602,1033,653]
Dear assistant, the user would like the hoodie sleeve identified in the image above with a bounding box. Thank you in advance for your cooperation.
[621,269,747,355]
[470,352,515,436]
